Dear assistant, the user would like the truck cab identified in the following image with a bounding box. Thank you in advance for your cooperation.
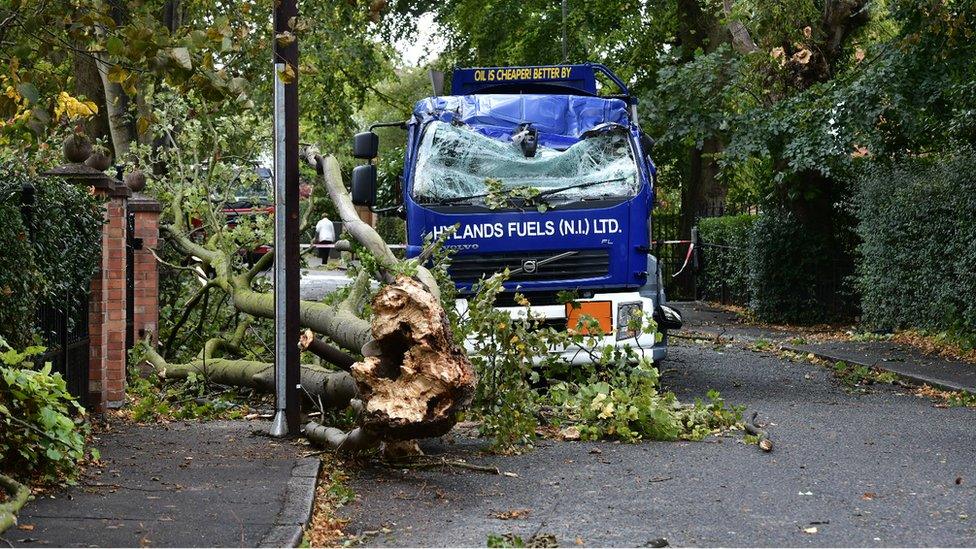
[352,63,681,363]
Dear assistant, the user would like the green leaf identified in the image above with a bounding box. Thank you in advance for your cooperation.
[16,83,39,105]
[105,36,124,56]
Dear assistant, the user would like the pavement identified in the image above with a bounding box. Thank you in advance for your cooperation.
[676,302,976,394]
[342,340,976,547]
[2,420,319,548]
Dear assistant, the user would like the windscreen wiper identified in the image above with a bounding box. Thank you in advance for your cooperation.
[533,177,627,199]
[423,192,490,206]
[423,177,627,206]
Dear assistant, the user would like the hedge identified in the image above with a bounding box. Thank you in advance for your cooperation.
[0,170,103,348]
[697,214,754,305]
[855,150,976,339]
[697,208,856,324]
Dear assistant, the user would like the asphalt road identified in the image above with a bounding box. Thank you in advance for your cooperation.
[342,340,976,547]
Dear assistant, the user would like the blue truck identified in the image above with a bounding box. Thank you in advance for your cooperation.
[350,63,682,362]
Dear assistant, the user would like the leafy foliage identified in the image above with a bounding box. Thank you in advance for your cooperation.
[454,268,741,452]
[747,207,856,324]
[0,343,94,484]
[855,149,976,341]
[0,145,103,348]
[697,214,755,305]
[126,369,250,423]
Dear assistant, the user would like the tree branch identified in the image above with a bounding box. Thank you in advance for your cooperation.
[304,150,440,299]
[722,0,759,55]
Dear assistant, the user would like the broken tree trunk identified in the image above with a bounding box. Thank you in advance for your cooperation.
[155,146,474,452]
[353,276,476,441]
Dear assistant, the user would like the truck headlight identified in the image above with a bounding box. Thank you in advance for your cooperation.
[616,301,643,340]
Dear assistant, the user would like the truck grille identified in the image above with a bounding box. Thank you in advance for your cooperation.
[449,249,610,283]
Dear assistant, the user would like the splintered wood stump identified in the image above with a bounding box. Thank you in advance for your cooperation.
[353,276,476,440]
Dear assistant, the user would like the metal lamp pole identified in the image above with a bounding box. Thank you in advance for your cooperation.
[270,0,301,437]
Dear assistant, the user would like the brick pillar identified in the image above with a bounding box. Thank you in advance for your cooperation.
[44,163,131,412]
[129,193,161,345]
[90,184,130,410]
[355,205,375,227]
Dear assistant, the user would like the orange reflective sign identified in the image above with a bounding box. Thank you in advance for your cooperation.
[565,301,612,335]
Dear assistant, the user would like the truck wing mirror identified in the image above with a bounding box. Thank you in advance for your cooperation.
[352,131,379,159]
[351,164,377,206]
[640,133,655,153]
[640,133,655,152]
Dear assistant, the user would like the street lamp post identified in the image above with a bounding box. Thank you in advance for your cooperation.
[269,0,301,437]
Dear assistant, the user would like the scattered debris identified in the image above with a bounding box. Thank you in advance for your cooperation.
[487,532,558,548]
[644,537,670,547]
[385,457,502,475]
[559,426,581,440]
[490,508,531,520]
[743,411,774,452]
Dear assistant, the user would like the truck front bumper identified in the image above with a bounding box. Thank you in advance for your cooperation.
[456,291,669,364]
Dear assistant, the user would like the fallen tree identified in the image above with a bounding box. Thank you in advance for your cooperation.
[0,473,30,533]
[143,151,475,452]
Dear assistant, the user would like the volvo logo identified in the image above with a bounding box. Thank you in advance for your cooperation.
[507,251,578,276]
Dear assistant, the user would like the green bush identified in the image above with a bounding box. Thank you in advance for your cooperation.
[0,168,102,348]
[0,200,36,348]
[697,214,755,305]
[0,344,93,484]
[855,150,976,340]
[747,207,856,324]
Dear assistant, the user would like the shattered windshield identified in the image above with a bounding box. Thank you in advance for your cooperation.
[412,121,640,205]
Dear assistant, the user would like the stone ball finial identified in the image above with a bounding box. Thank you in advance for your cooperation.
[84,149,113,171]
[63,134,92,163]
[125,169,147,192]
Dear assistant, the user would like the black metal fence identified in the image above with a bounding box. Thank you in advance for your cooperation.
[20,182,91,407]
[652,204,758,304]
[34,295,91,407]
[695,239,751,306]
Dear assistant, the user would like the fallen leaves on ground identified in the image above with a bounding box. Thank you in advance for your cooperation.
[304,456,351,547]
[559,426,581,440]
[490,508,531,520]
[891,331,976,364]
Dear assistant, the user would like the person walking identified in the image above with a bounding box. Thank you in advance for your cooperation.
[313,215,337,263]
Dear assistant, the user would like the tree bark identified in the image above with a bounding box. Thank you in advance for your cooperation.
[676,0,731,296]
[0,474,29,534]
[722,0,759,55]
[71,51,111,142]
[306,152,441,300]
[142,347,359,408]
[353,276,475,441]
[93,0,138,158]
[300,329,357,371]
